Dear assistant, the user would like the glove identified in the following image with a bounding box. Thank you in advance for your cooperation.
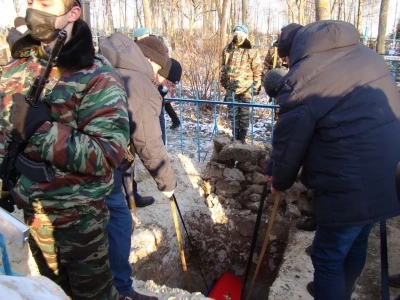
[0,194,15,213]
[11,93,52,142]
[162,190,174,198]
[158,85,168,98]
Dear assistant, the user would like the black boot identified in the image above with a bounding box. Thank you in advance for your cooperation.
[165,102,180,129]
[238,129,247,144]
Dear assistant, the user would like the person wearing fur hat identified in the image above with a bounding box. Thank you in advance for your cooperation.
[266,21,400,300]
[220,24,262,143]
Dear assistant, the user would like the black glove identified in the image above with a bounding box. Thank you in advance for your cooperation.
[158,85,168,98]
[0,194,15,213]
[11,93,52,142]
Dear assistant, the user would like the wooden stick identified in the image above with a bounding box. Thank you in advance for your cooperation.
[169,195,191,291]
[272,46,278,69]
[246,193,281,300]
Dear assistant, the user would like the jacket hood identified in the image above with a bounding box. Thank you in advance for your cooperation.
[289,20,360,67]
[99,32,154,80]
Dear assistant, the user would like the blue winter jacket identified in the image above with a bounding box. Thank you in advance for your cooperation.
[269,20,400,227]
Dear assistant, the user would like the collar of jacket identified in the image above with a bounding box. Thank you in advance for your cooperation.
[10,19,95,70]
[227,38,252,51]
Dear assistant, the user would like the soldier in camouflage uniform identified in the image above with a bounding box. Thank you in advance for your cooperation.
[220,25,262,143]
[262,46,282,79]
[0,1,129,299]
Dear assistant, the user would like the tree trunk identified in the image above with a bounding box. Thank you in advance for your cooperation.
[357,0,364,33]
[142,0,152,31]
[377,0,389,54]
[242,0,248,24]
[286,0,296,23]
[105,0,114,33]
[220,0,232,50]
[315,0,330,20]
[12,0,20,15]
[297,0,306,25]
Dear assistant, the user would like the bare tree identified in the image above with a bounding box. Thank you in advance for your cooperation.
[297,0,305,25]
[376,0,389,54]
[12,0,20,15]
[286,0,296,23]
[356,0,364,32]
[315,0,330,20]
[242,0,248,24]
[104,0,114,33]
[220,0,232,49]
[142,0,152,30]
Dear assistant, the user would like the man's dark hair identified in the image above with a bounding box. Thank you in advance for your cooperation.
[63,0,81,10]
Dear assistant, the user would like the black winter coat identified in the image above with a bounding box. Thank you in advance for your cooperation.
[270,20,400,227]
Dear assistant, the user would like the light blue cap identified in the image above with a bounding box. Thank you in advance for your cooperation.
[232,25,248,34]
[133,27,149,38]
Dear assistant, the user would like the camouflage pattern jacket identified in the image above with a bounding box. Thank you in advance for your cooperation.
[220,39,262,95]
[0,20,129,221]
[262,50,282,79]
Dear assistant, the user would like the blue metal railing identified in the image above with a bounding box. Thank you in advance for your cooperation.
[164,85,279,162]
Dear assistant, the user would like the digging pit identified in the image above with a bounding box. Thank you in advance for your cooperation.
[128,135,313,298]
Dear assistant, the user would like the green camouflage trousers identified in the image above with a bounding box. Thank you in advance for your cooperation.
[24,202,118,300]
[224,92,251,130]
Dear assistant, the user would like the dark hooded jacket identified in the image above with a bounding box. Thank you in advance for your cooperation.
[269,20,400,226]
[99,33,176,193]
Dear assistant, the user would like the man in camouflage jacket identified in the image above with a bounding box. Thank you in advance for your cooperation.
[220,24,262,143]
[0,1,129,299]
[262,46,282,79]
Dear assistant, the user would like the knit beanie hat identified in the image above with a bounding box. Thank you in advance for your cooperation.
[277,23,303,58]
[14,17,25,28]
[263,68,288,98]
[166,58,182,84]
[133,27,149,39]
[232,25,248,34]
[136,36,173,79]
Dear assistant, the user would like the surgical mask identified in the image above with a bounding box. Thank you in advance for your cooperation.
[232,32,246,45]
[25,8,69,44]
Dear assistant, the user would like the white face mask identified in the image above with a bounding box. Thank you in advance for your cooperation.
[232,31,247,45]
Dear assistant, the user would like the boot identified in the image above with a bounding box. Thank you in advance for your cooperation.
[135,195,155,208]
[389,273,400,288]
[238,129,247,144]
[165,102,180,129]
[306,282,315,297]
[296,216,317,231]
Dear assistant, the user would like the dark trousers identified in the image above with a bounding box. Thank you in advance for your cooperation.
[106,191,134,296]
[311,223,375,300]
[165,102,180,125]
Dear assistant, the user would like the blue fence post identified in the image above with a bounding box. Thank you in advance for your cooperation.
[232,91,236,138]
[177,83,184,155]
[250,84,255,145]
[271,97,276,141]
[212,81,219,136]
[0,233,12,275]
[195,90,202,162]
